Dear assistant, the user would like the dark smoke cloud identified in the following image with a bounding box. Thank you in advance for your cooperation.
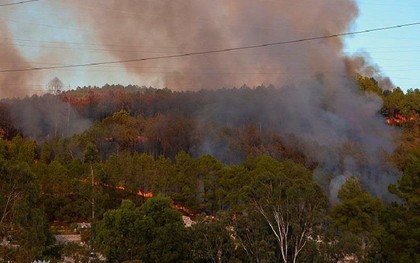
[192,81,399,201]
[61,1,402,199]
[0,20,39,98]
[63,0,358,89]
[273,79,400,201]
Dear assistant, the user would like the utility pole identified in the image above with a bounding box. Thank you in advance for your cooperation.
[89,159,96,261]
[84,142,98,261]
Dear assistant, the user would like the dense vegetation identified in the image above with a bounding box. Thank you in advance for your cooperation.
[0,78,418,262]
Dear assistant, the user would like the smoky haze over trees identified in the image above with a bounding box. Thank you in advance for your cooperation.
[0,0,418,262]
[0,83,418,262]
[3,94,90,141]
[0,84,410,199]
[0,0,402,199]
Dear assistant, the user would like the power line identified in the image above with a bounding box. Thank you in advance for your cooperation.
[1,22,420,73]
[0,0,40,7]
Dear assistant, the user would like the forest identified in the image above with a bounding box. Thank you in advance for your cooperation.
[0,76,418,262]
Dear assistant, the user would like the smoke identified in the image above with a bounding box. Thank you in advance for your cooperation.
[62,0,358,89]
[346,52,395,91]
[61,0,400,199]
[0,0,399,199]
[4,94,91,141]
[0,18,90,139]
[0,20,39,98]
[191,80,399,200]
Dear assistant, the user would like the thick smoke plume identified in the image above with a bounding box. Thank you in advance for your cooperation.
[64,0,358,89]
[64,0,395,198]
[192,82,399,201]
[63,0,399,199]
[0,20,38,98]
[4,0,400,199]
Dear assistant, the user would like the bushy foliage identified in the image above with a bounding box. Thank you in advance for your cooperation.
[0,79,418,261]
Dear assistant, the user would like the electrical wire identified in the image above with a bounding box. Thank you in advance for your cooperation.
[1,22,420,73]
[0,0,40,7]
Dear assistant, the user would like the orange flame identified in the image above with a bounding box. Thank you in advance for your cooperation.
[92,180,194,216]
[116,185,125,190]
[111,183,192,215]
[137,189,153,198]
[386,113,416,125]
[172,204,193,215]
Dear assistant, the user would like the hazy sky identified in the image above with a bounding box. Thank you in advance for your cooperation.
[0,0,419,94]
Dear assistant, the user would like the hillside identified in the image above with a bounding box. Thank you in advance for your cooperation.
[0,81,418,262]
